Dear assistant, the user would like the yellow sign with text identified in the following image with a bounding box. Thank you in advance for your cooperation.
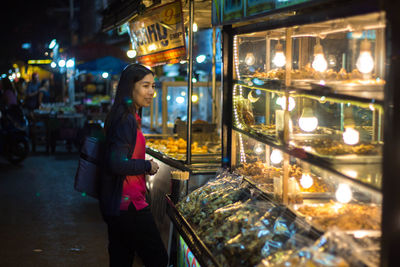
[129,1,186,66]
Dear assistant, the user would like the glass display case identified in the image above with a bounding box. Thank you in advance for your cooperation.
[145,81,221,165]
[218,7,385,266]
[166,0,400,265]
[232,11,384,189]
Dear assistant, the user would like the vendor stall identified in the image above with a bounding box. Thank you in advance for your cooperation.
[166,0,400,266]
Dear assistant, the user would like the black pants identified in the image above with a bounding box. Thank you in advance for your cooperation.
[106,204,168,267]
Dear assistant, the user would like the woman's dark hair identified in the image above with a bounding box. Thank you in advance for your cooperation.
[105,64,154,133]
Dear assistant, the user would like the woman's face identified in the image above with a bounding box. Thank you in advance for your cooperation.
[132,73,155,109]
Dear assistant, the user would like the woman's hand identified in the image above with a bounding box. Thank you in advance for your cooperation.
[148,159,159,175]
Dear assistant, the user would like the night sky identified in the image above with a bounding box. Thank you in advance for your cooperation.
[0,1,73,73]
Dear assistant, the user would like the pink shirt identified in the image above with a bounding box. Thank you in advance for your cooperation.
[120,114,148,211]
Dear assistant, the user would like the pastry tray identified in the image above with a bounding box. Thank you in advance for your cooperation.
[292,202,382,234]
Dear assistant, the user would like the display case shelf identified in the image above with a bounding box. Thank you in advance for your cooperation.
[232,126,381,192]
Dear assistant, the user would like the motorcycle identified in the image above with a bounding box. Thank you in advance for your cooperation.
[0,104,30,164]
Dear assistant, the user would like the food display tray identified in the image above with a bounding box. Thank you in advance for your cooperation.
[292,202,382,234]
[243,177,334,201]
[166,195,222,267]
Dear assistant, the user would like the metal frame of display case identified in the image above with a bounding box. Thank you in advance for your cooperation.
[220,0,400,266]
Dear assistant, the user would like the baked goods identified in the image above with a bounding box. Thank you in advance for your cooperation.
[235,162,331,193]
[147,137,208,155]
[295,201,381,231]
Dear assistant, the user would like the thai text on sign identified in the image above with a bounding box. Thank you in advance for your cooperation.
[129,1,186,66]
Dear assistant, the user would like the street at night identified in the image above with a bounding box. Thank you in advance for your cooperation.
[0,147,108,267]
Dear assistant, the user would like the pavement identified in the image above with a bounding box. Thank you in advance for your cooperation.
[0,145,109,267]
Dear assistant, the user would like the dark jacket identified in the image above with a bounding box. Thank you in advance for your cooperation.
[99,113,151,218]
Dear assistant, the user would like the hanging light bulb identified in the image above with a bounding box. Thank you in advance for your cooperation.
[253,143,264,155]
[312,39,328,72]
[245,53,256,66]
[272,41,286,68]
[335,183,352,204]
[356,39,374,74]
[343,127,360,145]
[270,149,283,165]
[300,173,314,189]
[298,107,318,132]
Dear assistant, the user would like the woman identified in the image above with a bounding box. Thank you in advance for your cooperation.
[100,64,168,267]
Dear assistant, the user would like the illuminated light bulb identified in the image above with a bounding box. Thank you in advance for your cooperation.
[343,127,360,145]
[153,91,157,98]
[50,62,57,68]
[272,41,286,68]
[58,59,66,68]
[181,91,186,96]
[245,53,256,66]
[196,55,206,63]
[66,59,75,68]
[270,149,283,165]
[102,72,109,79]
[300,173,313,189]
[312,42,327,72]
[276,96,295,111]
[298,107,318,132]
[335,183,352,204]
[192,23,198,32]
[16,72,21,78]
[176,96,185,104]
[127,49,137,58]
[253,144,264,155]
[192,95,199,102]
[356,39,374,74]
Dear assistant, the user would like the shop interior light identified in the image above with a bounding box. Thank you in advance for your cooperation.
[49,39,57,49]
[66,59,75,68]
[356,38,374,74]
[127,49,137,58]
[176,96,185,104]
[272,41,286,68]
[300,173,314,189]
[312,39,328,72]
[50,62,57,68]
[245,53,256,66]
[298,107,318,132]
[270,149,283,165]
[343,127,360,145]
[192,22,198,32]
[102,72,109,79]
[253,144,264,155]
[196,55,206,63]
[192,95,199,102]
[58,59,66,68]
[335,183,352,204]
